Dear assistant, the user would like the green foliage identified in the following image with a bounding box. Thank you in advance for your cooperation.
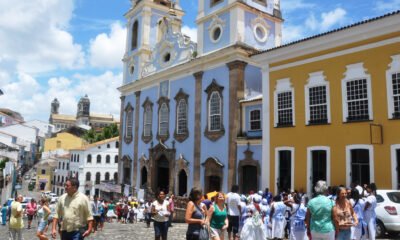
[83,123,119,143]
[0,157,10,170]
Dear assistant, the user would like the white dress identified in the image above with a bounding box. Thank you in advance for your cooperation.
[289,203,308,240]
[364,195,377,240]
[350,198,365,240]
[261,204,271,239]
[240,204,266,240]
[271,201,287,239]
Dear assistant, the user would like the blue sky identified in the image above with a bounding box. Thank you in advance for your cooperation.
[0,0,399,122]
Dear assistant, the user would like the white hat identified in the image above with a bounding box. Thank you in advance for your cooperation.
[253,195,262,203]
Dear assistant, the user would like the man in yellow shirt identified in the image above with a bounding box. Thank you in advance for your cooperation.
[51,178,93,240]
[9,194,24,240]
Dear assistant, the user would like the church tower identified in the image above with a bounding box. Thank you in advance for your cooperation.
[123,0,184,84]
[76,95,90,125]
[51,98,60,114]
[196,0,283,56]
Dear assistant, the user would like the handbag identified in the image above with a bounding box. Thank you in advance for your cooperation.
[199,225,210,240]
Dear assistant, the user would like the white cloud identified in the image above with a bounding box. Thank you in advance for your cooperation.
[0,71,122,121]
[182,25,198,43]
[281,0,315,13]
[282,25,305,43]
[0,0,85,75]
[320,8,347,31]
[89,22,127,69]
[375,0,400,12]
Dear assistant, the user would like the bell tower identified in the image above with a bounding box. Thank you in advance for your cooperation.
[76,95,90,125]
[123,0,184,84]
[196,0,283,56]
[51,98,60,114]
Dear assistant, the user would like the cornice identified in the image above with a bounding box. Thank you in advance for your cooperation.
[124,1,184,19]
[196,1,283,24]
[119,45,256,95]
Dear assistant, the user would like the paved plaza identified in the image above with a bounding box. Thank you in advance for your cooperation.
[0,220,189,240]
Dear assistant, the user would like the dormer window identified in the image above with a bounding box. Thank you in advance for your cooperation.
[211,0,223,7]
[163,53,171,63]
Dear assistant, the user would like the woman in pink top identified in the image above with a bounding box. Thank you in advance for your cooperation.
[26,198,37,229]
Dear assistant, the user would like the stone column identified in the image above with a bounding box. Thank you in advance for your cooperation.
[226,60,247,190]
[118,96,125,185]
[193,71,204,188]
[133,91,141,195]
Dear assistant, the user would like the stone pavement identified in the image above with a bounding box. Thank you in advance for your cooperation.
[0,219,189,240]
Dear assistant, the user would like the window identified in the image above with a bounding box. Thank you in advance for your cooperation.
[142,97,153,143]
[115,155,118,163]
[208,15,225,43]
[105,172,110,181]
[106,155,110,164]
[77,155,79,163]
[307,146,331,193]
[386,55,400,119]
[56,140,61,148]
[204,79,225,141]
[62,162,65,170]
[58,162,61,169]
[95,172,101,184]
[209,92,221,131]
[305,71,330,125]
[274,78,294,127]
[131,21,138,50]
[159,103,169,136]
[116,141,119,148]
[174,88,189,142]
[107,144,110,148]
[124,103,134,143]
[275,147,294,193]
[342,63,372,122]
[66,163,69,170]
[41,169,46,175]
[87,154,92,163]
[211,0,223,7]
[345,145,374,187]
[249,109,261,130]
[86,172,91,181]
[97,154,101,164]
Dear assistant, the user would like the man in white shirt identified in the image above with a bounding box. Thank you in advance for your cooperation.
[226,185,241,240]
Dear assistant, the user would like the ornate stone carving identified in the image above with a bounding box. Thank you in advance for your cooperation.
[157,96,170,142]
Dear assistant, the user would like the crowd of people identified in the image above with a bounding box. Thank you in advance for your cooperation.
[3,178,380,240]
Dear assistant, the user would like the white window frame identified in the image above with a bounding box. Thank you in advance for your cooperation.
[249,109,262,131]
[177,99,187,134]
[341,63,373,122]
[345,144,374,187]
[158,103,169,136]
[274,78,295,127]
[209,91,222,131]
[144,105,152,137]
[386,55,400,119]
[391,144,400,189]
[306,146,331,195]
[274,147,295,195]
[305,71,331,125]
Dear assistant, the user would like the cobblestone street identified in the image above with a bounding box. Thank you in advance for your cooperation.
[0,220,189,240]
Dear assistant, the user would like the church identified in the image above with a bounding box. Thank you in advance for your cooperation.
[117,0,281,196]
[49,95,119,131]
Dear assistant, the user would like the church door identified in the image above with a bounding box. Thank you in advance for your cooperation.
[178,170,187,196]
[157,155,170,193]
[242,165,257,194]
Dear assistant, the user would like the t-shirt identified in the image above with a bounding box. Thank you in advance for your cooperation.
[9,201,24,229]
[307,195,335,233]
[152,200,170,222]
[226,192,241,216]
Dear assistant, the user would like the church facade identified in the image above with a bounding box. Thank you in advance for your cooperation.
[118,0,282,196]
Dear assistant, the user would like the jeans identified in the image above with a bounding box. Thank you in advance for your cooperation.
[61,230,83,240]
[186,233,200,240]
[154,221,169,237]
[311,230,335,240]
[336,229,351,240]
[9,228,23,240]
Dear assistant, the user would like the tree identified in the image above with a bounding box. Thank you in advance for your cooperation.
[83,123,119,143]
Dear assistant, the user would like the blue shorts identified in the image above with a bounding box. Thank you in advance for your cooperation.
[154,221,169,237]
[37,221,47,232]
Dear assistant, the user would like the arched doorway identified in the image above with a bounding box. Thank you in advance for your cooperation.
[178,170,187,196]
[242,165,257,194]
[203,157,223,193]
[141,167,148,188]
[157,155,169,192]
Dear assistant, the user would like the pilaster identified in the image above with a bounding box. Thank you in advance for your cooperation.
[118,96,126,185]
[226,60,247,190]
[193,71,204,188]
[133,91,141,193]
[261,65,270,190]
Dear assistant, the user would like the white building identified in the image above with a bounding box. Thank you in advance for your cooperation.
[53,154,71,196]
[69,137,119,196]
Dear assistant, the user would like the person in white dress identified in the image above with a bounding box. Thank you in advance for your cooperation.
[240,195,266,240]
[284,194,308,240]
[350,189,366,240]
[260,198,271,239]
[269,195,287,239]
[363,183,377,240]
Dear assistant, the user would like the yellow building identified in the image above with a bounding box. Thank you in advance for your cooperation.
[254,11,400,194]
[36,158,57,192]
[44,131,87,152]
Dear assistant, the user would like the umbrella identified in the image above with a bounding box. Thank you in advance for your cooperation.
[206,191,225,200]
